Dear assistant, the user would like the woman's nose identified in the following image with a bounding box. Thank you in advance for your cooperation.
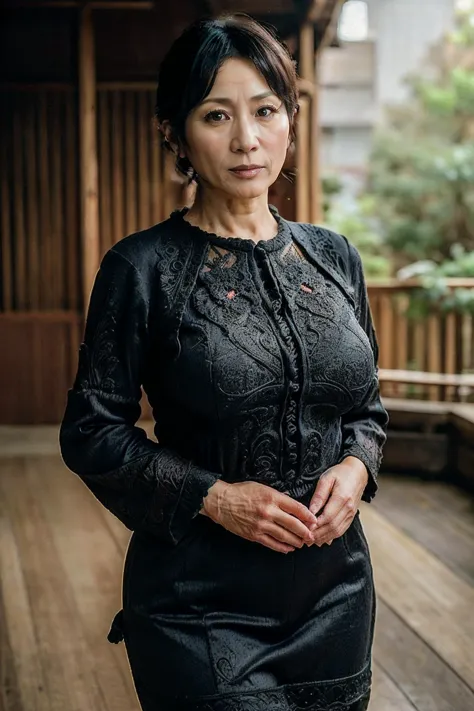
[230,119,259,153]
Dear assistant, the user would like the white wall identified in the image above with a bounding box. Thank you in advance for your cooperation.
[368,0,455,114]
[319,0,455,176]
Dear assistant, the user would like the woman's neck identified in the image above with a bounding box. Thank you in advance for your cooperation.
[184,189,278,241]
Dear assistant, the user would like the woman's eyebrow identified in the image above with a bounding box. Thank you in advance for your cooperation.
[200,91,276,106]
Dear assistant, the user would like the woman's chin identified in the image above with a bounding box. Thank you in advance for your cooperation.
[222,178,271,200]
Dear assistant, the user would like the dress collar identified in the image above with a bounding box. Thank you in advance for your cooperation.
[170,204,293,253]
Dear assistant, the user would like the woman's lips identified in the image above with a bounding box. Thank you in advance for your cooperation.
[229,166,264,179]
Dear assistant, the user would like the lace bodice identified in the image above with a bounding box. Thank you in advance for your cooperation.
[59,206,389,545]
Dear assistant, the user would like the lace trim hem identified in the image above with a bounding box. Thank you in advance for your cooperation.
[158,662,372,710]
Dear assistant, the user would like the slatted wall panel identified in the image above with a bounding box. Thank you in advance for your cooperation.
[0,89,81,312]
[97,89,168,254]
[368,285,474,401]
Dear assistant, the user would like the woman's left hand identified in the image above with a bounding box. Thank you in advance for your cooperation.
[306,457,369,547]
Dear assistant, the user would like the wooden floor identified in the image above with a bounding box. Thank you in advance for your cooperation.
[1,426,474,711]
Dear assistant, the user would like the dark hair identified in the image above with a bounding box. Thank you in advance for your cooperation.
[155,13,299,182]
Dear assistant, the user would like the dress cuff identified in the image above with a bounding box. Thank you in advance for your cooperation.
[169,466,221,544]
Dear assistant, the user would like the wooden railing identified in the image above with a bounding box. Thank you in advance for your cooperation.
[368,279,474,402]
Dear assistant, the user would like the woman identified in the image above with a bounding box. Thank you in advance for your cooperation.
[60,13,389,711]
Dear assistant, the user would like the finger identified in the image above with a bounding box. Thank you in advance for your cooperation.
[258,533,295,554]
[312,490,349,528]
[309,474,335,516]
[278,495,318,529]
[313,513,352,546]
[264,522,308,549]
[272,511,314,544]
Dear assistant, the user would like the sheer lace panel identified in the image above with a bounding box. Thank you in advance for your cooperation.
[202,244,238,273]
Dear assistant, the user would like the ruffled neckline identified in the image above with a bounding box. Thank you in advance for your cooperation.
[170,204,292,253]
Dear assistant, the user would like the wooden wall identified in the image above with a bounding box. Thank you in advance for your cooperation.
[370,282,474,402]
[1,4,472,424]
[1,88,81,313]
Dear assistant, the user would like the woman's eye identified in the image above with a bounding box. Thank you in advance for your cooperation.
[204,110,228,123]
[257,105,278,117]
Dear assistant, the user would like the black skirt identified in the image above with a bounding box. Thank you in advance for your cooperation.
[108,509,375,710]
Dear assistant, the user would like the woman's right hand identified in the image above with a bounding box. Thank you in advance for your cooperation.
[200,480,318,553]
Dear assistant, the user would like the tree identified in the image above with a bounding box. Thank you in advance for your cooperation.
[365,6,474,272]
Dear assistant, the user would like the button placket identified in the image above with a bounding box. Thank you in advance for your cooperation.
[253,246,303,485]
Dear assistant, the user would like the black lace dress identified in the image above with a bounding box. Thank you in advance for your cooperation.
[59,205,389,710]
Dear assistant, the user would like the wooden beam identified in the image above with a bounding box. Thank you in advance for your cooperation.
[317,0,345,51]
[299,22,314,82]
[5,1,154,8]
[89,1,154,8]
[307,0,327,24]
[79,5,100,311]
[98,81,155,90]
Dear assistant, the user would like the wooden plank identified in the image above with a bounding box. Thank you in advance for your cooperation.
[0,469,48,710]
[412,317,425,372]
[372,476,474,587]
[0,584,24,710]
[124,91,137,235]
[373,598,474,711]
[428,313,442,400]
[0,459,104,710]
[461,314,472,373]
[33,457,139,710]
[12,94,27,310]
[295,95,310,222]
[149,91,162,224]
[38,92,52,310]
[65,92,80,311]
[393,294,409,397]
[51,92,64,309]
[310,74,321,224]
[24,94,41,310]
[79,5,100,310]
[457,442,474,487]
[111,91,125,243]
[0,96,13,311]
[379,369,474,387]
[444,312,457,401]
[98,91,112,255]
[5,1,153,8]
[382,431,448,474]
[371,662,417,711]
[361,503,474,690]
[137,91,150,230]
[378,293,394,372]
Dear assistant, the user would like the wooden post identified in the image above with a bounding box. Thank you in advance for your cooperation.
[310,56,321,224]
[79,4,100,311]
[296,95,310,223]
[296,23,310,222]
[297,21,321,224]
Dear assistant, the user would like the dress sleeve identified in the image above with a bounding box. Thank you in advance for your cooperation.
[59,247,220,544]
[337,242,389,502]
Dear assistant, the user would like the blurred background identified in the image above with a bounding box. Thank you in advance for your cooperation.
[0,1,473,710]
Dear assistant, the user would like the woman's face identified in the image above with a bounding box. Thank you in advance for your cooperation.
[182,57,291,200]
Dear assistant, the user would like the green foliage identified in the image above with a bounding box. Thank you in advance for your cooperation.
[352,8,474,313]
[323,195,392,279]
[365,10,474,262]
[402,244,474,316]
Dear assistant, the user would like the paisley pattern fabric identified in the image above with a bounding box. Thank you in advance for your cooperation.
[59,205,389,709]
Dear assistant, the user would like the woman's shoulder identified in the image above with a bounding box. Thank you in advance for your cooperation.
[99,211,187,278]
[286,218,361,278]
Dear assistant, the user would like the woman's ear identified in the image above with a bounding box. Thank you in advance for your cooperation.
[160,120,185,157]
